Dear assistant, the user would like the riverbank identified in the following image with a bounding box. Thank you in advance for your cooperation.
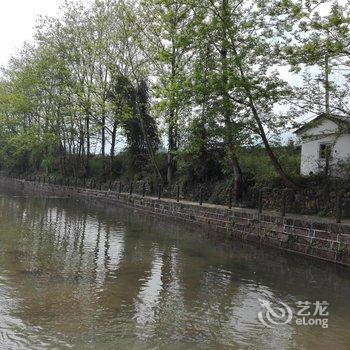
[1,176,349,267]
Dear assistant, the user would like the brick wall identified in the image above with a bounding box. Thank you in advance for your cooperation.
[1,176,349,267]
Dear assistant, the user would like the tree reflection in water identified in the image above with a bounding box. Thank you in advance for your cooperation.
[0,194,349,350]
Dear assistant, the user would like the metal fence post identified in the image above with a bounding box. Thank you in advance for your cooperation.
[229,187,233,209]
[177,185,180,203]
[158,184,161,200]
[199,188,203,206]
[281,190,287,217]
[129,182,133,195]
[258,189,263,214]
[336,191,343,224]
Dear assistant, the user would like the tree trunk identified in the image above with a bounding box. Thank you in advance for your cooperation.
[221,0,245,199]
[167,43,178,184]
[110,120,118,176]
[230,39,300,190]
[248,96,300,190]
[325,53,330,115]
[167,123,176,184]
[101,115,106,158]
[134,85,163,182]
[228,150,244,199]
[85,113,91,176]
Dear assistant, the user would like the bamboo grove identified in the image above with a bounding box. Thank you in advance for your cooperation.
[0,0,349,193]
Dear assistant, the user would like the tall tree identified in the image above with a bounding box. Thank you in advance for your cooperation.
[285,0,350,118]
[136,0,195,183]
[194,0,300,189]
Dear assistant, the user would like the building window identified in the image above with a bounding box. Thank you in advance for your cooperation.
[319,143,332,160]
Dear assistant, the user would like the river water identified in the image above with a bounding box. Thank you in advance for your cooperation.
[0,191,349,349]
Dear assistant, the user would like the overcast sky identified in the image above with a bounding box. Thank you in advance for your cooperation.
[0,0,62,67]
[0,0,340,68]
[0,0,344,143]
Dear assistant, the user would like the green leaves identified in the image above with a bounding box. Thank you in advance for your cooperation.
[0,0,348,184]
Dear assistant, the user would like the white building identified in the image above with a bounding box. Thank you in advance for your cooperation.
[295,114,350,176]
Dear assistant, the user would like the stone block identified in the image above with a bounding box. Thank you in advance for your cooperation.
[284,225,310,237]
[308,247,336,261]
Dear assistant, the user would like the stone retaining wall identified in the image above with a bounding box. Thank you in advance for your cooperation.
[1,176,349,267]
[258,187,350,218]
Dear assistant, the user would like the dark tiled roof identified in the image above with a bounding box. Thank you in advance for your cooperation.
[294,113,350,134]
[331,114,350,123]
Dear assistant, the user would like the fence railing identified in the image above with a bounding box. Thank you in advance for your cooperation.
[12,174,349,224]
